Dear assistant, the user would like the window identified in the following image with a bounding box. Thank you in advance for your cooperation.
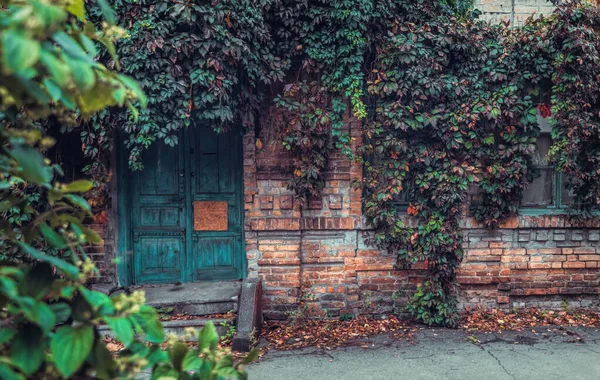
[521,113,575,211]
[392,184,412,212]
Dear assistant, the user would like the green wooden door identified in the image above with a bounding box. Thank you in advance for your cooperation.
[190,127,244,281]
[130,127,244,284]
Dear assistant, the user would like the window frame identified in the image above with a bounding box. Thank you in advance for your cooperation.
[520,168,572,215]
[519,114,574,215]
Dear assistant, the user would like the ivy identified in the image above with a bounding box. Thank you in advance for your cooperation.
[78,0,600,326]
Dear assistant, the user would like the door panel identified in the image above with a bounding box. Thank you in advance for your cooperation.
[193,235,241,281]
[132,138,185,283]
[138,142,180,196]
[191,127,243,281]
[139,207,180,227]
[134,234,183,283]
[129,127,244,285]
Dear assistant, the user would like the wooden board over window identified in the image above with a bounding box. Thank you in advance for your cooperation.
[193,201,228,231]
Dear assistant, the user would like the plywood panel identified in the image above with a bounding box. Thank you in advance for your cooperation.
[193,201,228,231]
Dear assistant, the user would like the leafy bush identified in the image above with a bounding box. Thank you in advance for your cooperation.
[153,323,258,380]
[0,0,256,378]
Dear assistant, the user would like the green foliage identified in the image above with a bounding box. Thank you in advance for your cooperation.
[406,281,459,327]
[271,81,345,204]
[86,0,285,173]
[77,0,600,327]
[153,322,258,380]
[0,0,255,378]
[544,1,600,214]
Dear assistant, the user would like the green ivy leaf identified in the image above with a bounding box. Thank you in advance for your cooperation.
[17,242,79,279]
[49,302,72,323]
[1,31,41,74]
[151,365,179,380]
[81,226,102,244]
[169,341,189,371]
[105,317,134,347]
[67,58,96,92]
[40,49,70,87]
[0,364,24,380]
[17,297,56,332]
[0,328,17,345]
[64,194,92,213]
[43,78,62,101]
[133,305,164,343]
[119,74,147,107]
[51,325,94,378]
[90,340,117,380]
[197,321,218,352]
[94,0,116,25]
[181,349,203,371]
[52,31,96,64]
[11,324,45,375]
[20,262,54,300]
[9,145,52,184]
[40,223,68,249]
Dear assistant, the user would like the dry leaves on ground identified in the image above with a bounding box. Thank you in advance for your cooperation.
[262,316,416,351]
[460,308,600,332]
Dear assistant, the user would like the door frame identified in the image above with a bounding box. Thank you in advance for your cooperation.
[115,128,247,286]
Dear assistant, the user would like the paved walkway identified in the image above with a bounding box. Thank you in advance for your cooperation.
[247,327,600,380]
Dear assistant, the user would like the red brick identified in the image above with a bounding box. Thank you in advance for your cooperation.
[574,247,596,254]
[579,255,600,261]
[563,262,586,269]
[528,263,552,269]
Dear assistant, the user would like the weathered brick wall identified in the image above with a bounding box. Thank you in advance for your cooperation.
[476,0,555,25]
[459,218,600,311]
[245,120,600,319]
[84,222,114,284]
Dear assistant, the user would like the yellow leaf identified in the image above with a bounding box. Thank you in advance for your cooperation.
[67,0,86,21]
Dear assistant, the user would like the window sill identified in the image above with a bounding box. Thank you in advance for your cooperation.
[519,208,600,216]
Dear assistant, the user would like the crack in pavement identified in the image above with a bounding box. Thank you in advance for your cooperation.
[485,349,517,380]
[400,354,435,360]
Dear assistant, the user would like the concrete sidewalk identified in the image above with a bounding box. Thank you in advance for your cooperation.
[247,327,600,380]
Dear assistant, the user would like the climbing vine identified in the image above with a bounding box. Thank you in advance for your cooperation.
[76,0,600,326]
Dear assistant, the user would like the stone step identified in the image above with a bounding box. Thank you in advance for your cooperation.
[141,281,242,315]
[99,281,243,316]
[98,317,236,342]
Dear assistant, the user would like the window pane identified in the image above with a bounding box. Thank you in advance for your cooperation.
[561,174,578,206]
[531,134,551,166]
[522,134,554,208]
[392,183,412,211]
[522,167,555,207]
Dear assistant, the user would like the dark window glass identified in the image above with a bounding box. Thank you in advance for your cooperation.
[521,116,577,211]
[522,134,554,207]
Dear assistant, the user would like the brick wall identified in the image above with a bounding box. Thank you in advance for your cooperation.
[245,119,600,319]
[459,219,600,311]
